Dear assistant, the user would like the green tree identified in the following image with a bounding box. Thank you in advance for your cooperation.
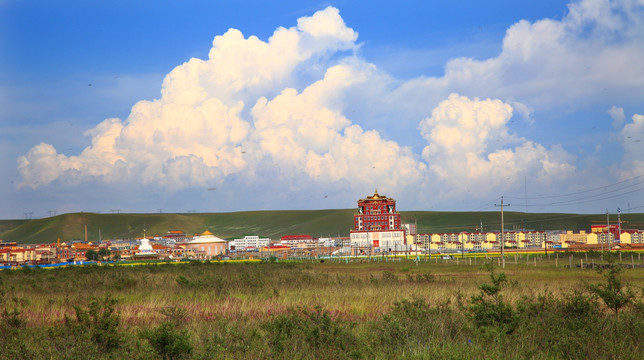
[85,249,98,261]
[467,263,518,334]
[587,262,635,320]
[97,248,111,260]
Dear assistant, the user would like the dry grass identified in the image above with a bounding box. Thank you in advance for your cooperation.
[3,256,644,329]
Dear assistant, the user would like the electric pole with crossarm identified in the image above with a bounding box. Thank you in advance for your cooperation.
[495,196,510,268]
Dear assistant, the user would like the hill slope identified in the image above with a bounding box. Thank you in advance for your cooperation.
[1,210,644,244]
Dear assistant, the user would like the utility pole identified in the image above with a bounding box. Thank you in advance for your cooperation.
[524,176,528,231]
[56,236,61,261]
[461,232,465,259]
[617,208,621,244]
[495,196,510,268]
[606,209,611,252]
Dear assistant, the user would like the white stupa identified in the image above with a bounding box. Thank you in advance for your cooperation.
[138,237,155,254]
[134,231,158,258]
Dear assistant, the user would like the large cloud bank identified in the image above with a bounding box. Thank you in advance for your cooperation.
[16,0,644,210]
[406,0,644,108]
[17,8,425,195]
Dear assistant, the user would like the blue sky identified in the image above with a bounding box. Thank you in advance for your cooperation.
[2,0,644,219]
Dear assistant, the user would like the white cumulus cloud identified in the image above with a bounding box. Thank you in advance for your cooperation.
[17,6,425,197]
[394,0,644,112]
[419,94,576,197]
[609,105,626,127]
[618,113,644,178]
[18,1,644,212]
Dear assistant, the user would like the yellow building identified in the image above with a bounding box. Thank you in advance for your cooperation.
[519,231,547,249]
[185,230,227,260]
[560,230,588,246]
[6,248,37,263]
[586,232,613,246]
[619,230,644,244]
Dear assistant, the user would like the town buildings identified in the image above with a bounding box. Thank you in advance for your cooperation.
[2,189,644,265]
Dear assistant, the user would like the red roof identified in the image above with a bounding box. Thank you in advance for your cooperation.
[281,235,312,241]
[10,249,31,253]
[622,229,644,234]
[72,243,97,250]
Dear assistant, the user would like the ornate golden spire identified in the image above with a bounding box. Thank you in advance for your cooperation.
[372,188,380,199]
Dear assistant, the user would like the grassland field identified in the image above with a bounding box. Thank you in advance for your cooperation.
[1,252,644,359]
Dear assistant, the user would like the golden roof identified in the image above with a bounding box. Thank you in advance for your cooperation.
[367,188,384,200]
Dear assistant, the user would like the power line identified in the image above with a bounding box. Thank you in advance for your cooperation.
[520,185,644,208]
[468,196,502,211]
[506,174,644,201]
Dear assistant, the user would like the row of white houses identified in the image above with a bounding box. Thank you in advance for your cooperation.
[226,229,644,253]
[413,229,644,251]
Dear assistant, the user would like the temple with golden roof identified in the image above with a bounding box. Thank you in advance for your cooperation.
[354,189,401,231]
[350,189,405,250]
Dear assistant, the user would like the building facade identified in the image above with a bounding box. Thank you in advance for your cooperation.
[353,189,401,231]
[350,190,406,249]
[185,230,227,259]
[229,235,271,251]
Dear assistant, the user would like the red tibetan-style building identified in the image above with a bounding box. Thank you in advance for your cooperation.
[354,189,401,231]
[350,190,406,249]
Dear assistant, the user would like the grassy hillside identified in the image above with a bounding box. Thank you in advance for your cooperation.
[0,210,356,244]
[405,210,644,233]
[1,209,644,244]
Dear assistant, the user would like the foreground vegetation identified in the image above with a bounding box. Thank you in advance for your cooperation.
[2,254,644,359]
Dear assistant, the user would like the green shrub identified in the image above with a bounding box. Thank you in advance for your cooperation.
[141,321,193,360]
[560,292,600,323]
[110,275,138,291]
[262,306,361,359]
[68,294,121,352]
[200,317,264,357]
[175,275,226,294]
[1,308,24,330]
[374,298,437,348]
[381,271,398,283]
[160,305,188,325]
[467,264,518,334]
[406,272,434,283]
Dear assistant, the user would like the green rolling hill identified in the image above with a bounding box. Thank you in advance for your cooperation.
[1,210,644,244]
